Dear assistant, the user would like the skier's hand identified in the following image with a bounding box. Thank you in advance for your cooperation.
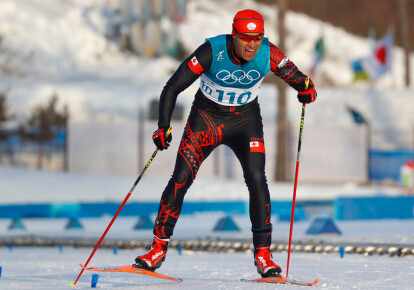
[152,126,172,150]
[297,87,317,104]
[297,77,317,104]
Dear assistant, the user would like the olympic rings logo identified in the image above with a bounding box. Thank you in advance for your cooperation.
[216,70,261,85]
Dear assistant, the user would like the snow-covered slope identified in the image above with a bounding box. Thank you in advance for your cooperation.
[0,0,412,162]
[1,0,413,121]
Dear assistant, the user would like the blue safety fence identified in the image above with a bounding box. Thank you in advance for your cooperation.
[369,150,414,182]
[0,201,310,220]
[335,196,414,220]
[5,196,414,222]
[5,197,414,221]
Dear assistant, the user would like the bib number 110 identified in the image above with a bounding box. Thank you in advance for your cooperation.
[216,90,251,105]
[201,80,252,105]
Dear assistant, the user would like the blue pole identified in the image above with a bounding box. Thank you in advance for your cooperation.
[339,246,345,258]
[91,274,99,288]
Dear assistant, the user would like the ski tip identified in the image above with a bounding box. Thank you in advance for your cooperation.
[70,283,76,286]
[313,278,319,284]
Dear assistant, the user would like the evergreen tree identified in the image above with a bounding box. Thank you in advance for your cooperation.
[0,91,13,163]
[20,93,68,169]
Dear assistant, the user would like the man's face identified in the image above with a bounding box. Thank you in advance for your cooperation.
[232,33,263,62]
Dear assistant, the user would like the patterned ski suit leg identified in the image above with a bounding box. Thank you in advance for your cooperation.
[153,107,223,239]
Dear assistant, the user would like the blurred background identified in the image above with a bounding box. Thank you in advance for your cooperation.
[0,0,413,240]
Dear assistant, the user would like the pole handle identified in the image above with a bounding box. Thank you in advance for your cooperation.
[166,126,172,136]
[305,76,310,90]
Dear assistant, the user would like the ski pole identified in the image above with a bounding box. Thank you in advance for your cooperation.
[286,78,309,278]
[71,127,172,286]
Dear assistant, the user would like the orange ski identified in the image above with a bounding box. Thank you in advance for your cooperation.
[80,264,182,282]
[242,276,318,286]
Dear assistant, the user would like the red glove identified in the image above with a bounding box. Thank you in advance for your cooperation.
[297,87,317,104]
[152,127,172,150]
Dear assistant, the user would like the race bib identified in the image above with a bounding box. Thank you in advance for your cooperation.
[199,74,262,106]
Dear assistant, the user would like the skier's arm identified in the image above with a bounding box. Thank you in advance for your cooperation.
[158,42,212,129]
[269,42,317,103]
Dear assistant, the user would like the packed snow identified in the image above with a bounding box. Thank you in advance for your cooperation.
[1,246,414,289]
[1,178,414,289]
[0,165,405,205]
[1,214,414,289]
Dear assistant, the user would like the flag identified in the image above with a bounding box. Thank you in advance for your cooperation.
[346,105,367,125]
[310,36,325,75]
[361,32,393,79]
[250,141,265,153]
[351,59,370,81]
[187,56,204,75]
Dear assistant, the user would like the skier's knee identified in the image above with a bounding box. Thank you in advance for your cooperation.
[175,172,190,185]
[244,171,267,185]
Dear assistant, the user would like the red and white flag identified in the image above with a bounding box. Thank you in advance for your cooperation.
[187,56,204,75]
[250,141,265,153]
[361,32,393,79]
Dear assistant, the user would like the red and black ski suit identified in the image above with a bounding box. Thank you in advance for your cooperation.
[153,35,315,248]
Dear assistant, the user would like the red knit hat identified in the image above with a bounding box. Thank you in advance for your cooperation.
[232,9,264,35]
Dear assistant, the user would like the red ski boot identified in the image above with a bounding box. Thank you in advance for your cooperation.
[254,246,282,277]
[134,236,169,271]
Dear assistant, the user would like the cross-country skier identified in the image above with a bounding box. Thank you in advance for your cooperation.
[134,9,317,277]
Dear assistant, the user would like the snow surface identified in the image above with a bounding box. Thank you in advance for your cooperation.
[1,164,413,288]
[1,245,414,289]
[0,165,405,204]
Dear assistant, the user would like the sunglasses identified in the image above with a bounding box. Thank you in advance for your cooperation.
[237,33,263,42]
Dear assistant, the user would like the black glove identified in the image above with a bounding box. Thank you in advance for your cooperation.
[152,127,172,150]
[297,87,317,104]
